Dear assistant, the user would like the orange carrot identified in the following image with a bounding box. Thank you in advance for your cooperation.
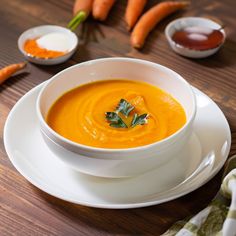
[0,62,26,85]
[73,0,94,16]
[131,1,189,48]
[125,0,147,31]
[92,0,116,21]
[68,0,94,31]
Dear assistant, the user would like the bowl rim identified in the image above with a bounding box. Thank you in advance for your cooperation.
[36,57,197,153]
[165,16,226,52]
[17,24,79,61]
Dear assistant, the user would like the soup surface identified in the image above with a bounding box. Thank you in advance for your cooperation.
[47,80,186,148]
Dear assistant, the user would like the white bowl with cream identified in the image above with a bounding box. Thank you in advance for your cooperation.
[165,17,226,58]
[18,25,78,65]
[36,58,196,178]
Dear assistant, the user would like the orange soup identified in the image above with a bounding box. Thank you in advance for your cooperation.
[47,80,186,148]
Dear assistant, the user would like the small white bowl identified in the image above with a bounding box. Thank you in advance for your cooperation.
[18,25,78,65]
[36,58,196,178]
[165,17,226,58]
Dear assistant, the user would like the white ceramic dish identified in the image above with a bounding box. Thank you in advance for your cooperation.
[37,58,196,178]
[4,83,231,209]
[165,17,226,58]
[18,25,78,65]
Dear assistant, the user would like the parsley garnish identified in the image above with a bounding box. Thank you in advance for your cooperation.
[105,112,128,128]
[131,113,149,127]
[105,99,149,128]
[116,99,134,117]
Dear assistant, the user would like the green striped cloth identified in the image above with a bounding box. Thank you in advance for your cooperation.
[162,155,236,236]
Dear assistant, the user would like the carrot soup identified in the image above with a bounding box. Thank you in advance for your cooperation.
[47,80,186,148]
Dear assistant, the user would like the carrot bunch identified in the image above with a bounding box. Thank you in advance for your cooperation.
[93,0,116,21]
[68,0,116,30]
[68,0,94,31]
[69,0,189,49]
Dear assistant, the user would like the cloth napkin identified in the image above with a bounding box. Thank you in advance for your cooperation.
[162,155,236,236]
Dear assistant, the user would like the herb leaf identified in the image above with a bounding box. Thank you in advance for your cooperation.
[116,99,134,117]
[131,113,149,128]
[106,99,149,129]
[105,112,128,128]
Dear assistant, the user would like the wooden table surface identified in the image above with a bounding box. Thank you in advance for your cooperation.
[0,0,236,235]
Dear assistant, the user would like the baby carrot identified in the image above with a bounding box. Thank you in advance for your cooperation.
[131,1,189,48]
[0,62,26,85]
[68,0,94,31]
[125,0,147,31]
[92,0,116,21]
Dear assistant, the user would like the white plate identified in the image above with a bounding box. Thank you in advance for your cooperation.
[4,83,231,209]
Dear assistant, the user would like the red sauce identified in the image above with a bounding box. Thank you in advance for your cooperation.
[172,26,224,51]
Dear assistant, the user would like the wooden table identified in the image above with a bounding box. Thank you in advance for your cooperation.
[0,0,235,235]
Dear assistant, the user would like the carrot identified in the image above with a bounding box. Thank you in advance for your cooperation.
[68,0,94,31]
[125,0,147,31]
[0,62,26,85]
[131,1,189,48]
[92,0,116,21]
[73,0,94,16]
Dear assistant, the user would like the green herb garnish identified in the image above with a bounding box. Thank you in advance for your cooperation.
[105,99,149,129]
[116,99,134,117]
[131,113,149,127]
[105,112,128,128]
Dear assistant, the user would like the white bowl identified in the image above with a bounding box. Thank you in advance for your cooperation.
[165,17,226,58]
[36,58,196,178]
[18,25,78,65]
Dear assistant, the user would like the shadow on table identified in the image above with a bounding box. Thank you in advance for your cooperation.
[78,20,105,44]
[32,60,75,77]
[188,39,236,69]
[0,72,30,91]
[31,170,222,236]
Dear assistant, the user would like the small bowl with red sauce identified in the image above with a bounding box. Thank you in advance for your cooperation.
[165,17,226,58]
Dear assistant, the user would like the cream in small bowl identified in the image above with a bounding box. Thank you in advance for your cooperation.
[18,25,78,65]
[36,58,196,178]
[165,17,226,58]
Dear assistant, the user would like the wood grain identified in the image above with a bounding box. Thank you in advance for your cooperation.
[0,0,235,235]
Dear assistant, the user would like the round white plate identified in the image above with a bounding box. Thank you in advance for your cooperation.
[4,83,231,209]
